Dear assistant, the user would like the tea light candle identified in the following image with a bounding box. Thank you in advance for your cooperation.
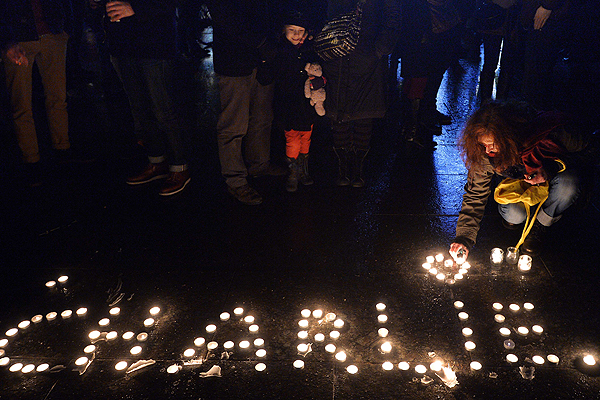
[249,324,259,333]
[430,361,442,372]
[465,341,476,351]
[330,330,340,339]
[137,332,148,342]
[378,314,388,323]
[122,331,134,340]
[98,318,110,327]
[378,328,389,337]
[35,364,49,373]
[382,361,394,371]
[504,339,515,349]
[509,304,520,312]
[239,340,250,349]
[109,307,120,316]
[224,341,234,349]
[298,331,308,339]
[46,312,57,321]
[89,330,101,340]
[115,361,128,371]
[325,344,336,353]
[244,315,255,323]
[255,363,266,372]
[18,320,31,329]
[130,346,142,355]
[462,327,473,337]
[167,364,180,374]
[144,318,155,327]
[23,364,34,374]
[506,354,518,363]
[312,309,323,319]
[518,254,532,271]
[523,302,534,311]
[499,327,511,337]
[532,355,545,365]
[45,280,56,288]
[547,354,559,364]
[429,268,438,275]
[444,259,454,268]
[233,307,244,315]
[325,313,336,322]
[422,262,432,270]
[76,308,88,316]
[84,345,96,353]
[9,363,23,372]
[532,325,543,334]
[333,319,345,329]
[205,324,216,333]
[220,312,230,321]
[458,312,469,321]
[435,254,444,263]
[335,351,347,362]
[426,256,435,264]
[106,331,118,340]
[75,357,89,366]
[0,339,7,348]
[194,337,205,346]
[492,303,503,311]
[517,326,529,336]
[454,301,464,309]
[376,303,386,311]
[470,361,482,371]
[253,338,265,347]
[415,364,427,374]
[490,248,504,265]
[293,360,305,369]
[256,349,266,357]
[583,355,596,366]
[298,319,309,328]
[58,275,69,283]
[31,315,43,323]
[506,247,519,264]
[301,309,311,318]
[149,306,160,316]
[494,314,505,323]
[207,341,218,350]
[347,365,358,374]
[436,273,446,281]
[0,357,9,366]
[398,361,410,370]
[61,310,72,319]
[381,342,392,353]
[297,343,309,353]
[314,333,325,342]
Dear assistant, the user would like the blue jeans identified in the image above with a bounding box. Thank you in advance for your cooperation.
[111,56,187,169]
[498,169,580,227]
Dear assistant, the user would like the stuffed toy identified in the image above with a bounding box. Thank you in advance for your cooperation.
[304,63,326,116]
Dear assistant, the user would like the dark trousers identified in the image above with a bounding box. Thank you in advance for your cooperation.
[111,56,187,168]
[216,69,274,189]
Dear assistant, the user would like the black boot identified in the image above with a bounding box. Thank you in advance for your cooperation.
[298,153,314,186]
[286,157,299,192]
[521,220,548,255]
[402,99,436,149]
[333,147,351,186]
[351,147,369,188]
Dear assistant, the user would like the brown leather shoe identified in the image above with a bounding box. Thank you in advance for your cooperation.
[159,170,191,196]
[127,162,168,185]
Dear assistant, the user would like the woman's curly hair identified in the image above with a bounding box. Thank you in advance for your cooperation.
[458,100,538,172]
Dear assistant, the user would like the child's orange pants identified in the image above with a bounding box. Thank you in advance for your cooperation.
[285,127,312,159]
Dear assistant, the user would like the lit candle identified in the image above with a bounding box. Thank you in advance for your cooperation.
[382,361,394,371]
[249,324,259,333]
[465,341,476,351]
[490,248,504,265]
[330,331,340,339]
[122,331,135,340]
[31,315,43,324]
[532,325,543,334]
[494,314,505,323]
[376,303,386,311]
[454,301,464,309]
[312,309,323,319]
[88,330,101,340]
[346,365,358,374]
[224,341,234,349]
[0,357,9,366]
[335,351,347,362]
[381,342,392,353]
[46,312,57,322]
[547,354,559,364]
[509,303,520,312]
[298,319,309,328]
[76,308,88,317]
[84,345,96,353]
[429,268,438,275]
[75,357,89,366]
[149,307,160,316]
[239,340,250,349]
[523,302,534,311]
[444,259,453,268]
[325,313,336,322]
[314,333,325,342]
[462,262,471,269]
[462,327,473,337]
[430,361,442,372]
[45,280,56,288]
[325,344,336,353]
[426,256,435,264]
[436,273,446,281]
[499,327,511,336]
[293,360,305,369]
[398,361,410,370]
[233,307,244,316]
[378,328,389,337]
[244,315,255,323]
[220,312,230,321]
[518,255,532,272]
[378,314,388,323]
[422,262,432,270]
[184,348,196,357]
[167,364,180,374]
[301,309,311,318]
[458,312,469,321]
[492,303,503,311]
[254,338,264,347]
[115,361,128,371]
[255,363,266,372]
[106,331,118,341]
[333,319,345,329]
[109,307,120,316]
[470,361,482,371]
[435,254,444,263]
[36,364,49,372]
[9,363,23,372]
[256,349,266,357]
[583,355,596,366]
[506,354,518,363]
[194,337,205,347]
[207,341,218,350]
[18,320,31,329]
[98,318,110,327]
[454,273,464,280]
[58,275,69,283]
[61,310,72,319]
[0,339,7,348]
[297,343,309,353]
[205,324,216,333]
[298,331,308,339]
[532,355,545,365]
[415,364,427,374]
[517,326,529,336]
[137,332,148,342]
[143,318,155,327]
[130,346,142,355]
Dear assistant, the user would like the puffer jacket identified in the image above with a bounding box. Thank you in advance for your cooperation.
[454,113,591,249]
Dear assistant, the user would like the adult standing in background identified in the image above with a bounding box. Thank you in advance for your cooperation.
[322,0,402,188]
[0,0,74,186]
[93,0,191,196]
[206,0,286,206]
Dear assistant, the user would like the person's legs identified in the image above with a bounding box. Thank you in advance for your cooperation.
[216,73,251,189]
[36,33,70,152]
[246,69,274,175]
[479,33,503,102]
[4,41,40,163]
[538,169,580,226]
[498,202,527,225]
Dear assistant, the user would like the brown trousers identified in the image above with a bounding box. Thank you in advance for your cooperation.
[4,32,70,163]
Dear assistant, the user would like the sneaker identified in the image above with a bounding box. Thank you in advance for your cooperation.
[126,162,169,185]
[159,170,191,196]
[228,184,263,205]
[250,163,287,178]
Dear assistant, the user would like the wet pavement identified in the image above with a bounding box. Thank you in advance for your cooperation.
[1,34,600,400]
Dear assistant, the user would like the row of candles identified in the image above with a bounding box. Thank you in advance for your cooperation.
[490,248,532,272]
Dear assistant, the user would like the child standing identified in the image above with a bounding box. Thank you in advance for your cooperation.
[273,13,323,192]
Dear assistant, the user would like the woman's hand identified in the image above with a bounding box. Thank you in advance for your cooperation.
[524,171,546,185]
[449,243,469,262]
[5,44,28,66]
[106,1,135,22]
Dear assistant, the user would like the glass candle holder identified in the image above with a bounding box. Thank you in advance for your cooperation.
[506,247,519,264]
[518,255,532,272]
[490,248,504,266]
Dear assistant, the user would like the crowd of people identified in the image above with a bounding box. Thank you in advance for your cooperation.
[1,1,598,255]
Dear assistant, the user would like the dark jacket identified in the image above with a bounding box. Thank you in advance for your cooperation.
[273,38,320,132]
[0,0,73,50]
[322,0,402,123]
[519,0,570,29]
[206,0,276,77]
[454,112,591,249]
[103,0,179,60]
